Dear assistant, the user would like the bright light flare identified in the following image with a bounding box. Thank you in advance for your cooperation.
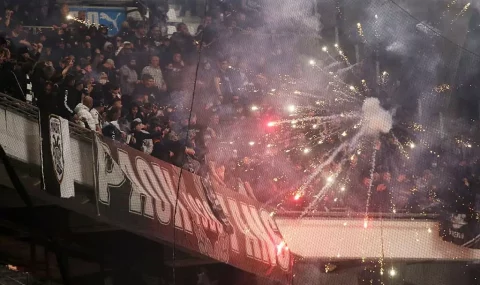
[389,268,397,277]
[276,241,287,255]
[251,105,259,111]
[267,121,276,127]
[294,192,302,200]
[363,219,368,229]
[409,143,415,149]
[287,105,296,113]
[326,175,334,183]
[66,14,73,20]
[340,186,345,192]
[309,59,316,65]
[322,46,328,52]
[341,131,347,137]
[248,141,255,146]
[303,148,311,154]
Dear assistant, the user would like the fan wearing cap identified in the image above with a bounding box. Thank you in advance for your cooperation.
[129,118,153,154]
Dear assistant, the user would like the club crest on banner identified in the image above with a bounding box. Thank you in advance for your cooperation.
[49,115,64,183]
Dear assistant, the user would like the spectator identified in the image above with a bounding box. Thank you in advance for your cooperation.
[90,98,106,133]
[74,95,96,130]
[214,58,234,100]
[125,103,144,124]
[165,53,185,92]
[129,118,153,154]
[119,57,139,96]
[170,23,196,63]
[141,55,166,91]
[133,74,164,104]
[105,84,122,107]
[97,58,116,84]
[102,105,124,142]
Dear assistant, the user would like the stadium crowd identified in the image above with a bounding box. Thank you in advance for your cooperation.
[0,0,475,216]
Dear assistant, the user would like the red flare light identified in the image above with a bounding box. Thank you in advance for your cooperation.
[294,193,302,200]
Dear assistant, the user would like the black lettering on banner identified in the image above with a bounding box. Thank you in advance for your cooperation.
[135,157,172,225]
[93,136,292,281]
[96,139,126,205]
[152,164,193,233]
[260,210,291,271]
[240,203,270,264]
[117,149,155,218]
[228,198,263,261]
[216,195,240,253]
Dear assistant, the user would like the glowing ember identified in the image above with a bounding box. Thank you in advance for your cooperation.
[294,193,302,200]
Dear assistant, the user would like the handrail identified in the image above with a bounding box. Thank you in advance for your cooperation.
[0,93,93,142]
[275,211,439,220]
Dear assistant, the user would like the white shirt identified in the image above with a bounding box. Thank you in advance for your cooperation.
[90,108,101,127]
[74,103,96,131]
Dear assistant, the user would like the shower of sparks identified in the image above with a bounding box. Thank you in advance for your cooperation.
[357,22,365,41]
[364,145,378,220]
[443,0,458,18]
[392,133,410,159]
[334,43,351,66]
[434,84,450,93]
[240,20,480,226]
[67,14,97,27]
[300,170,343,217]
[452,3,471,24]
[412,123,426,132]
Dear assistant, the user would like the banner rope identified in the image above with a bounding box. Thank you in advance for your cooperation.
[172,2,209,284]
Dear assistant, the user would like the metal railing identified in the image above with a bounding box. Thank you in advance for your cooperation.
[275,210,439,220]
[0,93,93,142]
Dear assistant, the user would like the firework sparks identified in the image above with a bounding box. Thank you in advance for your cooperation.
[452,3,470,24]
[434,84,451,93]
